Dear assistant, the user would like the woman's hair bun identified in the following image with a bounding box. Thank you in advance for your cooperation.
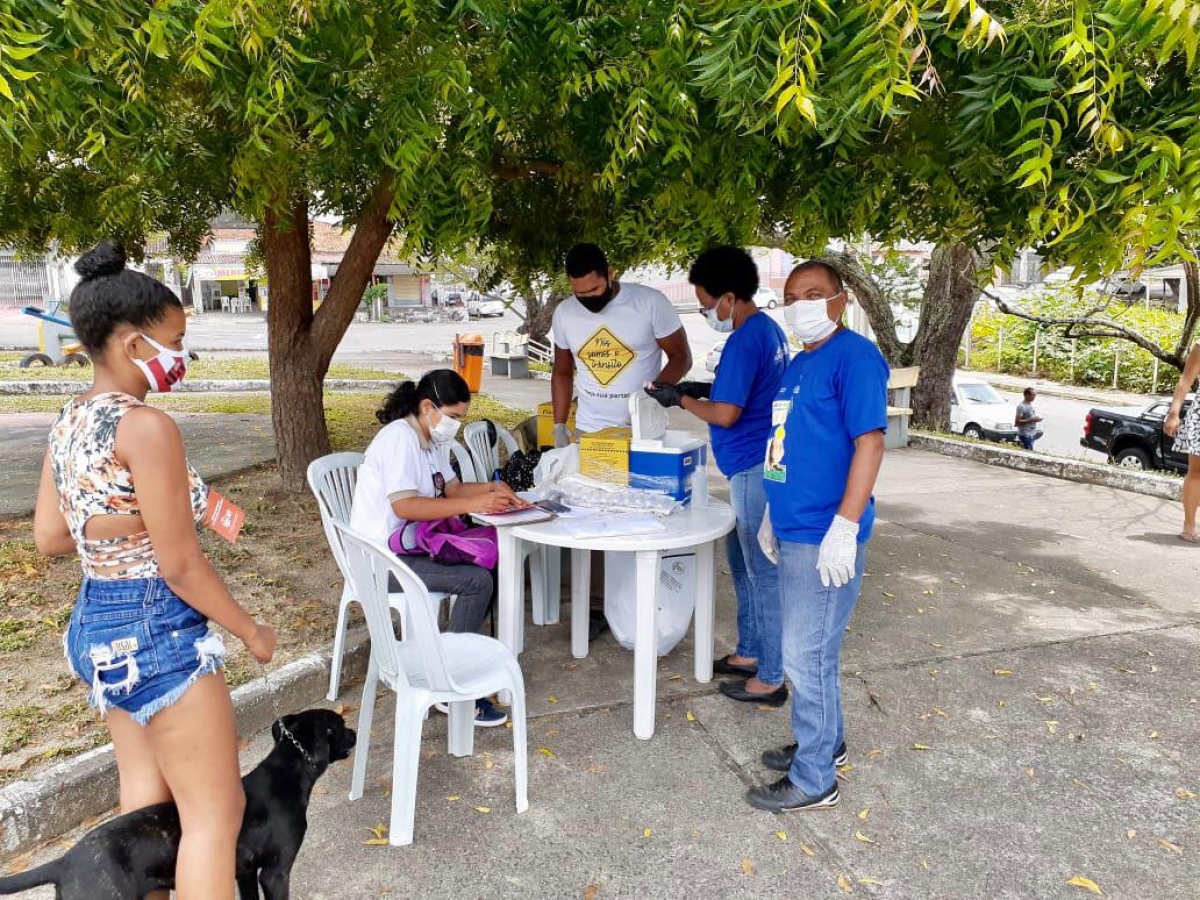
[74,241,127,282]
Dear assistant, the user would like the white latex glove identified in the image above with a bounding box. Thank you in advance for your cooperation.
[552,423,576,449]
[817,515,859,588]
[758,505,780,565]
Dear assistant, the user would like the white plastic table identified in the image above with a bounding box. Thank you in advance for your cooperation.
[495,502,735,739]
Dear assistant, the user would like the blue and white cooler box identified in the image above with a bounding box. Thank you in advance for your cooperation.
[628,432,708,504]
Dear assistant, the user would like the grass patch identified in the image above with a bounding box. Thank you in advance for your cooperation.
[0,538,48,582]
[0,389,532,452]
[0,353,401,383]
[0,618,40,652]
[0,705,41,754]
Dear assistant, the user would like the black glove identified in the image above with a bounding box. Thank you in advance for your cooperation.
[677,381,712,401]
[646,382,683,409]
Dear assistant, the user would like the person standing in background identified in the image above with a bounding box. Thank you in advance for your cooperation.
[550,243,692,446]
[1015,387,1043,451]
[646,246,790,706]
[1164,343,1200,542]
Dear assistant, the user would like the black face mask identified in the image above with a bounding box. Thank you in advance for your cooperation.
[576,281,613,314]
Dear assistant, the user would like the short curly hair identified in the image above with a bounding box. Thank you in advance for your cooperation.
[688,246,760,302]
[68,242,183,355]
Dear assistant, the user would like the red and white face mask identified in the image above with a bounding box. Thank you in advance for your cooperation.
[132,333,189,393]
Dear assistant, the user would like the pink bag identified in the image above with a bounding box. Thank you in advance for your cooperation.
[388,518,499,569]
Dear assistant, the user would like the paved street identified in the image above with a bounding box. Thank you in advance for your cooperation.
[0,412,275,516]
[11,448,1198,898]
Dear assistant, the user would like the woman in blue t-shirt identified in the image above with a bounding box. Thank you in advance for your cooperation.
[647,246,790,706]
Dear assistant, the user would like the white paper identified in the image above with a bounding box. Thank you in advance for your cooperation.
[560,514,667,540]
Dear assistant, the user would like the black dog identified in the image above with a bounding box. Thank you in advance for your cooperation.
[0,708,355,900]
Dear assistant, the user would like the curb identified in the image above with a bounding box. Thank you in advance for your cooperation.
[0,379,400,396]
[909,434,1181,500]
[0,629,370,860]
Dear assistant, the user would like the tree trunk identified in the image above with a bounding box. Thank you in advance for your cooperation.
[827,243,984,431]
[263,197,328,493]
[820,251,908,365]
[524,290,566,345]
[263,181,396,492]
[909,243,984,430]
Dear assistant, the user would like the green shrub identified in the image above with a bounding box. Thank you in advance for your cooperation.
[961,289,1188,394]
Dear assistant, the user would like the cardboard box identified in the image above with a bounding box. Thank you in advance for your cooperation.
[580,427,631,484]
[536,401,577,449]
[629,432,707,503]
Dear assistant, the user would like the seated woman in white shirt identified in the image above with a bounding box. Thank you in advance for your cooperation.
[349,368,526,725]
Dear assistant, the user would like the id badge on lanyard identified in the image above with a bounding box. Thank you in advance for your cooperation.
[763,399,790,483]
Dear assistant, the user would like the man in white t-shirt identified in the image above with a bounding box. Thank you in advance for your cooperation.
[550,243,692,442]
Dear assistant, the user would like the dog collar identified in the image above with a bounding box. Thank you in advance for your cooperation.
[276,719,317,766]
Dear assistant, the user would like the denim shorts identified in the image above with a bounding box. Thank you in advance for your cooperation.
[64,577,226,726]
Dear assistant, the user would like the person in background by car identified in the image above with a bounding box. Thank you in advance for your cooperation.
[1164,343,1200,542]
[646,246,790,707]
[1015,387,1043,451]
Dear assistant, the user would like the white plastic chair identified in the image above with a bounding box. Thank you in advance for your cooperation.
[463,420,520,481]
[335,521,528,846]
[306,453,453,701]
[462,421,560,627]
[447,439,479,484]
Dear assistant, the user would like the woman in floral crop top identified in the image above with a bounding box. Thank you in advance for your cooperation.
[34,242,276,900]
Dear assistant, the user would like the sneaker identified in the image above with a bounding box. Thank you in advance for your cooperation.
[761,741,848,772]
[474,697,508,727]
[745,776,840,813]
[433,699,509,728]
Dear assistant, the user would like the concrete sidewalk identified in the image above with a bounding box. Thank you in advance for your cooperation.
[9,448,1198,898]
[0,412,275,517]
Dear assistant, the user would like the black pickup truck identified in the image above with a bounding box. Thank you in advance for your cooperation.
[1081,397,1193,472]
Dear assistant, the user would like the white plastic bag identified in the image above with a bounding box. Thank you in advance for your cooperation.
[533,444,579,490]
[604,551,696,656]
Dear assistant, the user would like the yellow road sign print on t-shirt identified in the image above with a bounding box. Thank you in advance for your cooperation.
[577,326,636,386]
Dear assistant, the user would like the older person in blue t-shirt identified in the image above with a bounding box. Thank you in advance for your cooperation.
[748,260,889,814]
[647,246,790,706]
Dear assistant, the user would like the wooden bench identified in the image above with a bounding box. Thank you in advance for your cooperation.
[886,366,919,450]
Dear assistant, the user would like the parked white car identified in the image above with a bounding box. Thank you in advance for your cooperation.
[950,377,1019,443]
[753,287,780,309]
[468,296,506,318]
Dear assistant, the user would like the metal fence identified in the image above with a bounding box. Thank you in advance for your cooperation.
[0,249,53,309]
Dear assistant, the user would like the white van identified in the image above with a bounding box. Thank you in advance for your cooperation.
[950,377,1020,443]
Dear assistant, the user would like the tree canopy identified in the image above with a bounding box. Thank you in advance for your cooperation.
[2,0,1199,481]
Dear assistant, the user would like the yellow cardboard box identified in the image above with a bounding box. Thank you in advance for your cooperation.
[536,401,578,449]
[580,427,631,484]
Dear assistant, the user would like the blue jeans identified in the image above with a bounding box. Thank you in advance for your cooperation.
[778,540,867,796]
[1018,433,1036,451]
[726,464,783,686]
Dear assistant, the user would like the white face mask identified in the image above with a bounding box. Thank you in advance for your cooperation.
[704,295,734,334]
[426,407,461,444]
[132,333,189,393]
[784,294,842,344]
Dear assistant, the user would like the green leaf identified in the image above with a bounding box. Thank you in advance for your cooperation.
[1017,76,1056,92]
